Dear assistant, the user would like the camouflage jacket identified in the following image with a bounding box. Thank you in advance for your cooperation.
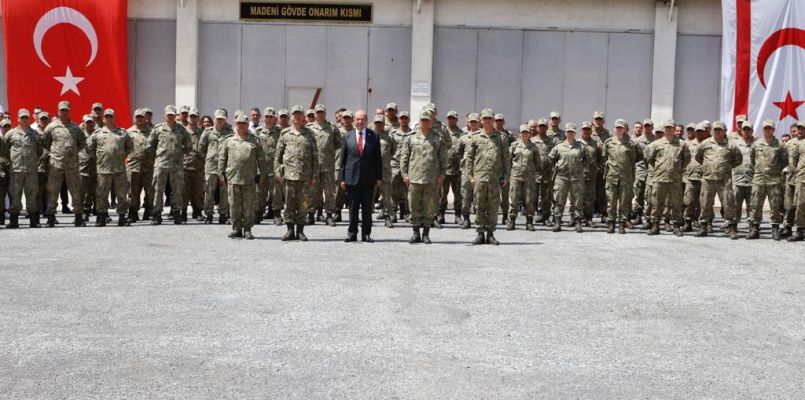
[400,130,448,184]
[4,126,43,173]
[199,125,234,175]
[148,122,192,169]
[646,136,691,184]
[508,140,540,182]
[43,119,85,170]
[465,130,511,183]
[274,127,319,181]
[695,137,743,182]
[751,138,786,185]
[88,126,134,174]
[218,133,267,185]
[126,125,155,173]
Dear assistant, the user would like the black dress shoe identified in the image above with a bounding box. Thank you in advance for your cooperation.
[361,235,374,243]
[344,235,358,243]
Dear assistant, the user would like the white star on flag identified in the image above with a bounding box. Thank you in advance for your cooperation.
[53,66,84,95]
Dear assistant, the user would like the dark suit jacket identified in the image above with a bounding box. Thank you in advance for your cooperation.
[339,128,383,186]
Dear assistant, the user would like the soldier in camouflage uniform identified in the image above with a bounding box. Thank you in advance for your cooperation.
[602,119,639,234]
[307,104,341,226]
[747,120,786,240]
[682,123,706,231]
[42,101,86,227]
[401,110,447,244]
[591,111,610,221]
[695,120,743,239]
[645,119,691,236]
[374,114,396,228]
[530,118,555,225]
[547,123,589,232]
[390,111,413,223]
[547,111,565,142]
[275,105,319,241]
[782,125,800,237]
[458,113,481,229]
[507,124,540,231]
[181,108,205,222]
[149,105,192,225]
[0,120,8,225]
[465,109,510,245]
[199,109,234,224]
[786,121,805,242]
[733,123,755,225]
[632,119,655,226]
[578,121,602,227]
[384,103,400,131]
[219,114,267,240]
[254,107,282,225]
[493,114,514,226]
[126,109,155,222]
[86,109,133,226]
[78,115,97,218]
[440,110,463,225]
[333,110,354,224]
[4,109,43,228]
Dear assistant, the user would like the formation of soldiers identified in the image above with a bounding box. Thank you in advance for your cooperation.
[1,99,804,244]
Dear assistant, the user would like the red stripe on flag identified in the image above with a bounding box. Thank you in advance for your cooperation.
[732,0,751,130]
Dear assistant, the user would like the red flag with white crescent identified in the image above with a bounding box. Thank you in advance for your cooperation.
[2,0,131,126]
[721,0,805,134]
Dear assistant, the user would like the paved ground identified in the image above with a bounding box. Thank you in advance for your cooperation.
[1,210,804,399]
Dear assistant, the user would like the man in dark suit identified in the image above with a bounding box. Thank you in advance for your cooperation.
[340,110,383,242]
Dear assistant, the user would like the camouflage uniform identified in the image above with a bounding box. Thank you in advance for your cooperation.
[127,124,156,220]
[733,137,755,223]
[547,139,589,225]
[390,125,413,218]
[457,130,480,220]
[602,135,638,225]
[149,122,192,220]
[219,133,267,233]
[789,139,805,233]
[579,134,602,222]
[199,125,234,219]
[78,124,97,215]
[377,127,397,220]
[400,129,448,227]
[633,132,655,220]
[440,125,463,219]
[531,134,555,222]
[182,124,205,218]
[783,136,799,231]
[255,124,281,219]
[750,138,786,228]
[42,119,86,218]
[507,137,540,226]
[307,120,341,217]
[87,126,133,216]
[696,136,743,226]
[4,125,43,216]
[683,137,703,225]
[645,135,691,229]
[466,129,510,234]
[592,124,610,218]
[275,125,319,225]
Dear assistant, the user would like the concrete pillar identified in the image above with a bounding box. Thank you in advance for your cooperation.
[650,0,678,123]
[175,0,199,108]
[409,0,434,115]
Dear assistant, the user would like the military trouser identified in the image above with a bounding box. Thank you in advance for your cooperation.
[795,182,805,227]
[500,180,510,217]
[651,181,683,224]
[699,178,736,224]
[272,174,285,212]
[475,181,502,233]
[377,172,395,217]
[535,179,553,219]
[204,174,228,216]
[683,179,702,221]
[153,168,183,217]
[734,185,752,222]
[128,170,154,216]
[750,183,782,225]
[408,182,438,227]
[508,179,535,219]
[183,169,205,212]
[644,182,655,220]
[439,173,461,213]
[594,172,607,216]
[38,171,48,213]
[460,173,474,215]
[582,178,596,220]
[255,175,274,215]
[229,183,256,230]
[80,175,96,213]
[391,172,406,213]
[46,167,82,215]
[309,170,336,214]
[633,178,647,215]
[554,178,583,222]
[9,171,39,213]
[784,182,798,226]
[96,173,129,214]
[606,177,633,223]
[284,179,310,225]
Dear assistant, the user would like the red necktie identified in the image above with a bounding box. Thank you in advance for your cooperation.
[357,131,364,155]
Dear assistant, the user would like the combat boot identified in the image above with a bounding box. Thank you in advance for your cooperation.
[526,217,535,231]
[682,220,693,232]
[243,228,254,240]
[326,213,336,227]
[274,214,283,226]
[607,222,615,234]
[173,211,184,225]
[128,208,139,223]
[384,217,393,228]
[316,209,324,222]
[150,215,162,225]
[747,224,759,240]
[391,212,397,223]
[296,224,308,241]
[181,208,188,223]
[409,227,422,244]
[486,232,499,245]
[619,223,627,234]
[422,226,432,244]
[432,218,442,229]
[772,224,781,241]
[219,213,228,225]
[625,220,634,229]
[787,228,803,242]
[633,214,643,227]
[142,208,152,221]
[8,213,19,229]
[506,218,515,231]
[535,213,544,224]
[552,217,562,232]
[96,213,107,227]
[454,211,462,225]
[307,212,315,225]
[228,227,243,239]
[30,213,40,228]
[575,220,584,233]
[204,214,213,224]
[781,225,792,237]
[254,212,262,225]
[695,222,708,237]
[472,232,486,245]
[501,208,509,226]
[461,215,471,229]
[438,212,446,225]
[282,224,295,241]
[264,208,274,220]
[118,214,129,227]
[46,214,56,228]
[728,223,739,240]
[673,224,683,237]
[648,223,660,236]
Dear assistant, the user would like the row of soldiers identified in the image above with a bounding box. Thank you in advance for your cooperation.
[1,100,804,243]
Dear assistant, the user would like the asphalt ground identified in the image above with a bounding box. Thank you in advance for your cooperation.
[1,208,804,399]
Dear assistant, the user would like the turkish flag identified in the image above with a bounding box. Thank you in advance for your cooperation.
[2,0,131,126]
[721,0,805,135]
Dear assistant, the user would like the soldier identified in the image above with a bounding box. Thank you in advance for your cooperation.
[747,120,786,240]
[90,103,104,128]
[4,109,43,228]
[440,110,463,225]
[254,107,282,224]
[632,121,644,139]
[546,111,565,142]
[305,109,316,124]
[507,124,540,231]
[149,105,192,225]
[86,109,133,227]
[531,118,555,225]
[182,108,205,222]
[142,108,154,128]
[592,111,610,221]
[278,109,290,130]
[275,105,319,241]
[733,121,755,226]
[602,119,639,234]
[645,119,691,236]
[42,101,86,227]
[732,114,747,140]
[685,123,697,144]
[695,120,743,238]
[632,119,655,226]
[682,123,706,231]
[547,123,588,232]
[400,110,447,244]
[384,103,400,131]
[457,113,481,229]
[199,109,234,224]
[493,114,514,226]
[578,121,602,226]
[307,104,341,226]
[0,119,9,225]
[219,114,267,240]
[78,115,97,218]
[787,121,805,241]
[126,109,155,222]
[782,124,800,237]
[374,114,396,228]
[333,110,354,224]
[390,111,414,223]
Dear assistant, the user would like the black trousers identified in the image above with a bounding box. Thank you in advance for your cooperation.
[347,182,374,235]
